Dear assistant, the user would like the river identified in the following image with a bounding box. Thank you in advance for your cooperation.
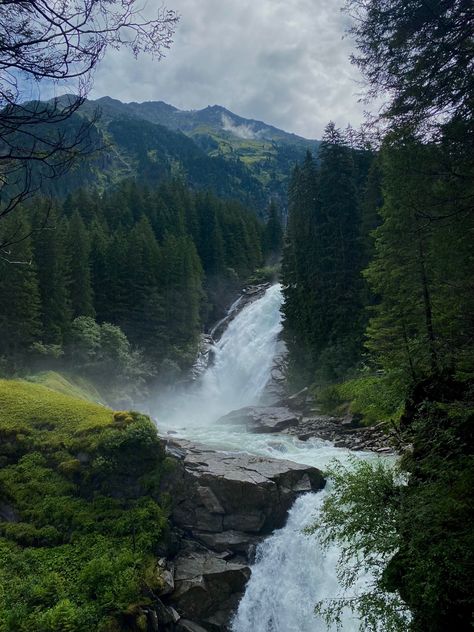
[155,284,375,631]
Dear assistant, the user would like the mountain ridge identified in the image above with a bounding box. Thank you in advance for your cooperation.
[85,96,318,146]
[42,94,320,211]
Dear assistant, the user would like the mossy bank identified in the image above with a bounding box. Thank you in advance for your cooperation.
[0,379,171,632]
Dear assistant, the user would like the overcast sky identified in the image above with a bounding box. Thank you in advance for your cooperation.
[91,0,370,139]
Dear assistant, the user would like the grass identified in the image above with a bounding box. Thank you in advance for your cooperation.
[316,374,405,426]
[0,379,113,456]
[26,370,104,404]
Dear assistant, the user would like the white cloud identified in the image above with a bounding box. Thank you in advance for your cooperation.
[221,114,258,139]
[90,0,373,138]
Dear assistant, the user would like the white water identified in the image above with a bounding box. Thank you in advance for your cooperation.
[154,284,376,631]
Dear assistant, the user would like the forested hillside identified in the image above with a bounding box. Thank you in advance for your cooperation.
[0,180,281,403]
[33,96,319,213]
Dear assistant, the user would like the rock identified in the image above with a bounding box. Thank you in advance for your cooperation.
[171,549,250,624]
[219,406,301,433]
[161,437,325,630]
[154,598,179,625]
[177,620,209,632]
[168,607,181,624]
[163,438,325,538]
[192,530,261,554]
[156,557,175,596]
[278,386,309,410]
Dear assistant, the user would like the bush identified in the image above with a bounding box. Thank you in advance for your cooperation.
[310,383,474,631]
[308,458,410,631]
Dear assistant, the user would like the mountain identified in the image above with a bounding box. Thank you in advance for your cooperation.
[46,96,320,212]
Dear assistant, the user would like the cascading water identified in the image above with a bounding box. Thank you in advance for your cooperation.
[231,490,369,632]
[156,283,286,440]
[155,283,377,631]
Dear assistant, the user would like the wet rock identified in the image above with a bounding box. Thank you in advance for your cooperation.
[219,406,301,433]
[161,438,325,630]
[281,414,395,453]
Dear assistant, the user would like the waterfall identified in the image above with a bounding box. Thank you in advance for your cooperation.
[157,283,285,434]
[199,283,284,414]
[231,488,369,632]
[156,283,377,631]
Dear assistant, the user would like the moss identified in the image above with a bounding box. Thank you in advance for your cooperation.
[0,379,169,632]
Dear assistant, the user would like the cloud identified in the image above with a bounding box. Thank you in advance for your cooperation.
[221,114,258,139]
[90,0,372,138]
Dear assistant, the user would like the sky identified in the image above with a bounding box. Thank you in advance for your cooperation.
[90,0,371,139]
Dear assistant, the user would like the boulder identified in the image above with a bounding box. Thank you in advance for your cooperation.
[218,406,301,433]
[160,438,325,630]
[192,529,261,554]
[156,557,175,596]
[163,438,325,538]
[171,549,250,626]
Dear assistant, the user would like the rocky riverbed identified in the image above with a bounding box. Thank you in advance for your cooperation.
[219,404,395,453]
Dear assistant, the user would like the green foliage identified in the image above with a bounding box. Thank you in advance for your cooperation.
[387,389,474,631]
[263,200,284,263]
[317,375,405,425]
[365,137,474,386]
[282,130,373,386]
[0,380,169,631]
[67,317,152,404]
[66,211,95,319]
[308,457,409,631]
[247,265,281,285]
[0,213,41,366]
[27,371,104,404]
[0,180,265,381]
[311,385,474,631]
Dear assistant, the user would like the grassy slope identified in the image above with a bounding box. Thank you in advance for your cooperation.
[26,371,105,404]
[0,379,169,632]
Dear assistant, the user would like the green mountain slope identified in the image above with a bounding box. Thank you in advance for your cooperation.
[47,96,320,211]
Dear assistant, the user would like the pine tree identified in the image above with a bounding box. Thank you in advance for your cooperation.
[66,211,95,318]
[365,137,474,386]
[0,213,41,360]
[263,200,284,263]
[32,201,71,345]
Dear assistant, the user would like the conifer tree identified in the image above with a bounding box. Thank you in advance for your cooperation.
[0,213,41,360]
[66,211,95,318]
[32,201,71,344]
[263,200,284,263]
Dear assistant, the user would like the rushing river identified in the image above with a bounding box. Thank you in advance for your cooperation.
[155,284,375,631]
